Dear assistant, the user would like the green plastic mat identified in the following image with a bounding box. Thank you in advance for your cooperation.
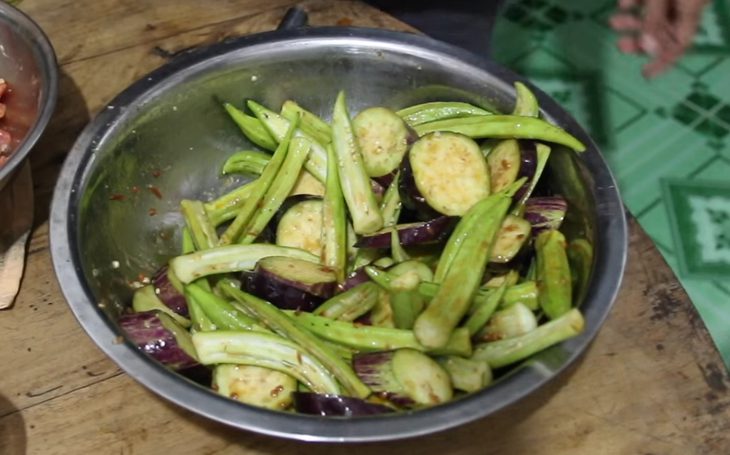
[491,0,730,368]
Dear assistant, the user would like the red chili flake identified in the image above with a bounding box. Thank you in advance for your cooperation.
[109,194,126,201]
[131,186,140,193]
[148,185,163,199]
[148,208,157,216]
[151,169,162,178]
[336,17,353,26]
[270,385,285,398]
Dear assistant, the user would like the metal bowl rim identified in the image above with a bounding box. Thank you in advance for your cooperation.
[50,26,628,443]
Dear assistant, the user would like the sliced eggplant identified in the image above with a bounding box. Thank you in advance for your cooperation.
[292,392,394,416]
[244,256,337,311]
[274,197,324,257]
[489,215,532,263]
[337,267,371,293]
[152,266,188,317]
[132,285,191,328]
[398,155,439,220]
[118,311,198,370]
[513,141,539,199]
[353,349,452,407]
[514,142,551,208]
[475,302,538,342]
[486,139,521,193]
[290,170,325,197]
[353,107,413,177]
[407,132,490,216]
[524,196,567,235]
[213,364,297,410]
[355,216,455,249]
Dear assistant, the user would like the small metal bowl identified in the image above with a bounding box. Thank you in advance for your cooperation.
[50,27,627,442]
[0,2,58,191]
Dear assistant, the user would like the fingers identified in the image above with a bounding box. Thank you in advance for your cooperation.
[640,0,668,39]
[675,0,705,48]
[618,0,640,9]
[618,36,642,53]
[642,0,708,77]
[610,13,643,31]
[642,25,682,77]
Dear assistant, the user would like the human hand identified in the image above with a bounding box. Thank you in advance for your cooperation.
[610,0,709,78]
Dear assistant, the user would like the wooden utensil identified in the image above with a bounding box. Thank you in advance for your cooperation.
[0,160,33,309]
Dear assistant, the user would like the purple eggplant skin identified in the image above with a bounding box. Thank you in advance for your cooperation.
[513,141,538,202]
[352,351,415,408]
[370,179,386,200]
[372,171,396,189]
[118,311,198,370]
[523,196,568,235]
[398,154,441,221]
[153,266,189,317]
[243,263,336,312]
[292,392,395,417]
[355,216,457,249]
[337,268,371,293]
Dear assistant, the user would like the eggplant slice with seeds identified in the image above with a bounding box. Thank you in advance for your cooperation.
[243,256,337,311]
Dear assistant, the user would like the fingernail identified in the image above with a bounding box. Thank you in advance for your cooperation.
[640,34,660,55]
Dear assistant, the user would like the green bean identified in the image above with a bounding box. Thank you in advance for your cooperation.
[472,308,584,368]
[248,100,328,182]
[414,194,511,349]
[567,238,594,303]
[185,282,262,331]
[203,180,256,226]
[239,137,311,244]
[434,179,525,283]
[331,91,384,234]
[221,150,271,176]
[536,230,573,319]
[414,115,585,152]
[512,82,539,118]
[170,244,318,284]
[464,283,507,336]
[501,280,539,310]
[220,282,371,398]
[280,100,332,146]
[223,103,278,151]
[320,144,347,281]
[397,101,492,127]
[181,227,195,254]
[193,330,341,395]
[219,115,298,245]
[380,172,402,227]
[288,311,472,357]
[180,200,218,250]
[314,282,380,321]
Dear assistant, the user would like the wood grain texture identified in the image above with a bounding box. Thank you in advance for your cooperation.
[1,1,728,454]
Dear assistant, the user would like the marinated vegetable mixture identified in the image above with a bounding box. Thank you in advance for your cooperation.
[120,83,593,416]
[0,79,12,167]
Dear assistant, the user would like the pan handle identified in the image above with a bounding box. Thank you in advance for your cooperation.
[277,7,309,30]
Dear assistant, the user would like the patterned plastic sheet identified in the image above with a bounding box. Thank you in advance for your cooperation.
[491,0,730,367]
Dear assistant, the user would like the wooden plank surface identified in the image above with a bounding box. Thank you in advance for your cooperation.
[1,1,729,453]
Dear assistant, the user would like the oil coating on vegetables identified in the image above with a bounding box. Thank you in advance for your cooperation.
[120,83,590,417]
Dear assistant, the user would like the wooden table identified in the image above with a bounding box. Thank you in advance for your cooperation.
[1,1,729,453]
